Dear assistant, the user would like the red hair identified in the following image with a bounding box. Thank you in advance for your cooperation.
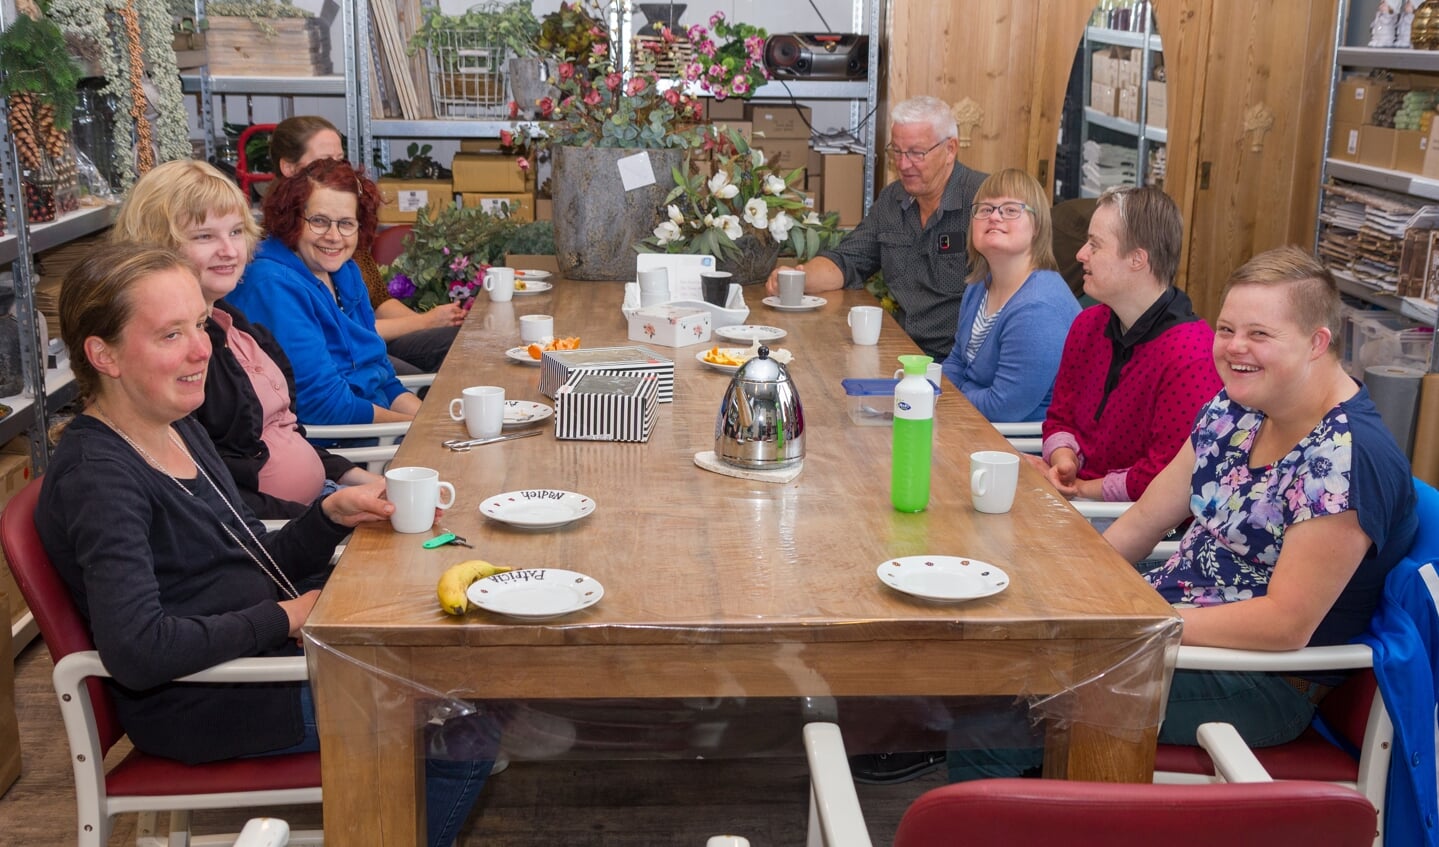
[262,158,381,254]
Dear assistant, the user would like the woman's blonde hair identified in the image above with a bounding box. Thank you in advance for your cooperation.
[1223,245,1345,357]
[111,159,261,259]
[966,168,1057,283]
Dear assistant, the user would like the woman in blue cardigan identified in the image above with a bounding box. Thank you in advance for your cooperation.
[940,169,1080,422]
[226,158,421,426]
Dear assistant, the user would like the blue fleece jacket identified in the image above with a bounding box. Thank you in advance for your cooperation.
[1361,478,1439,847]
[226,238,406,425]
[940,270,1080,422]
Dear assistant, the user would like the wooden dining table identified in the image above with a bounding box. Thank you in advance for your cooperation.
[304,279,1181,844]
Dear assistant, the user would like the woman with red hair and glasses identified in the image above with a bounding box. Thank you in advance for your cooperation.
[228,158,421,426]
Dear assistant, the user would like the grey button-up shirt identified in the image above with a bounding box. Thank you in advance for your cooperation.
[818,162,987,359]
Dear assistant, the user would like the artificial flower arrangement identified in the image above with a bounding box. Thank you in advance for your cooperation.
[381,203,552,311]
[682,12,769,101]
[636,126,845,265]
[509,0,704,151]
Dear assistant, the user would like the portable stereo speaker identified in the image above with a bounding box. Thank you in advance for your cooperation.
[763,33,870,80]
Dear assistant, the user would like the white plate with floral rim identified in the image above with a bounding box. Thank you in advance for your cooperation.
[762,295,827,312]
[513,280,554,295]
[503,400,554,427]
[713,324,788,344]
[513,269,553,281]
[876,556,1009,602]
[466,568,604,620]
[505,346,544,366]
[479,489,596,530]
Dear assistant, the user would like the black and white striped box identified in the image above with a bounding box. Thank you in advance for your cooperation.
[554,372,659,442]
[539,345,675,402]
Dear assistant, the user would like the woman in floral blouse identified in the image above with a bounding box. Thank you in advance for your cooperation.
[947,246,1417,783]
[1106,245,1417,746]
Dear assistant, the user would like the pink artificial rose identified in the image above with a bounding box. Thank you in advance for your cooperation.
[558,62,576,81]
[583,89,602,106]
[605,72,622,90]
[592,42,608,56]
[517,157,531,172]
[500,129,514,146]
[507,100,519,119]
[539,97,555,117]
[625,77,647,96]
[663,88,681,105]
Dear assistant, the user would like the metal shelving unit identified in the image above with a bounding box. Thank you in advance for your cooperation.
[1318,0,1439,373]
[1079,23,1164,197]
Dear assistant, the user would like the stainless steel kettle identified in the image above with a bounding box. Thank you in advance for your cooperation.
[715,346,805,469]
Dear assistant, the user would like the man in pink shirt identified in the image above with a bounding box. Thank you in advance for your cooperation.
[1035,186,1221,502]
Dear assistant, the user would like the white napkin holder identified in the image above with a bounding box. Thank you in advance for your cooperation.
[622,283,750,327]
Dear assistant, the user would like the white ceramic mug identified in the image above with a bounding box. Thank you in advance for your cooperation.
[970,450,1020,514]
[519,314,555,343]
[895,361,943,389]
[449,385,505,439]
[637,266,670,296]
[777,268,806,307]
[385,466,456,534]
[848,305,883,345]
[484,266,516,302]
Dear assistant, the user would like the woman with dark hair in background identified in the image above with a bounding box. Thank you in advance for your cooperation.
[270,116,463,373]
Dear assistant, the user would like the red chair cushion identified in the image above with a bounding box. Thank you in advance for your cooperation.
[1156,726,1359,783]
[107,749,320,797]
[371,224,414,267]
[895,778,1377,847]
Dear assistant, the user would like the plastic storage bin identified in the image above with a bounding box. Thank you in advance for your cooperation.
[841,378,940,426]
[1344,307,1434,376]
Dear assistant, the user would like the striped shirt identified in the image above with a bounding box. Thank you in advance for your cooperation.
[818,162,988,359]
[965,290,1001,363]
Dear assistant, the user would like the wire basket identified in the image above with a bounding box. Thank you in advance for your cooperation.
[633,34,695,77]
[424,27,512,118]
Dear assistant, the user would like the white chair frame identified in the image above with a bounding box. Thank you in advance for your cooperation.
[302,374,435,474]
[53,651,323,847]
[1162,643,1390,846]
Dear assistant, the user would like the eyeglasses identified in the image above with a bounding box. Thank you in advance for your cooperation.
[970,202,1035,221]
[883,139,948,164]
[304,214,359,237]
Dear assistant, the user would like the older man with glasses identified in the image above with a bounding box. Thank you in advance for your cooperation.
[765,95,987,359]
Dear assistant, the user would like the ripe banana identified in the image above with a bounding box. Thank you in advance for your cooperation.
[436,559,512,615]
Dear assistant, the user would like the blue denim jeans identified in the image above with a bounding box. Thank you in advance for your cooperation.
[945,669,1318,781]
[253,685,494,847]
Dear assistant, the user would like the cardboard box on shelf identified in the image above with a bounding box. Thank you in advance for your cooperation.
[1396,129,1429,174]
[1091,49,1116,87]
[745,104,812,139]
[458,138,504,154]
[807,149,825,182]
[1117,85,1139,123]
[1331,121,1363,163]
[1360,125,1399,169]
[708,97,747,121]
[377,178,452,224]
[1146,80,1167,128]
[709,120,752,143]
[1424,122,1439,178]
[755,137,810,174]
[459,192,534,222]
[1334,77,1391,125]
[1090,81,1118,117]
[822,153,864,227]
[534,196,553,221]
[451,152,529,193]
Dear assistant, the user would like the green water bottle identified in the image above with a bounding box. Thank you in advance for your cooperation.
[892,354,935,512]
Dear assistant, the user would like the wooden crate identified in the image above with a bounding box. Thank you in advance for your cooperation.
[203,16,332,76]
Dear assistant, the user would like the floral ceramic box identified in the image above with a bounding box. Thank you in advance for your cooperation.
[627,304,712,348]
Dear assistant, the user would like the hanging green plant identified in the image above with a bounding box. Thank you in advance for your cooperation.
[0,15,83,131]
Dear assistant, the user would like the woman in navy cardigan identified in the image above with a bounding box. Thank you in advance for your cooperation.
[940,169,1080,422]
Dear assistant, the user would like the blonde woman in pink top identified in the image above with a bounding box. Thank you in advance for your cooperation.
[111,160,382,518]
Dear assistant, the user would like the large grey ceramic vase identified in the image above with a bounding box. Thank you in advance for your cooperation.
[506,56,557,117]
[552,145,684,281]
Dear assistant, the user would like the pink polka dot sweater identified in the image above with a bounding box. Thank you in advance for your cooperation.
[1041,300,1222,501]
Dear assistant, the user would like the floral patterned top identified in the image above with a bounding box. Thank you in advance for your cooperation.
[1144,387,1416,646]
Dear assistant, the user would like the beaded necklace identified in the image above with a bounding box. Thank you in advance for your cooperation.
[89,409,300,600]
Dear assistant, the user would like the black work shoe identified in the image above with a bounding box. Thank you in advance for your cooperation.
[849,751,947,784]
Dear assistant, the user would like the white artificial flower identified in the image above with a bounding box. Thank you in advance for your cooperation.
[703,212,715,228]
[751,149,766,168]
[803,211,822,226]
[763,174,786,195]
[768,210,796,242]
[653,221,681,245]
[708,170,740,199]
[713,214,743,240]
[667,204,684,225]
[743,198,769,229]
